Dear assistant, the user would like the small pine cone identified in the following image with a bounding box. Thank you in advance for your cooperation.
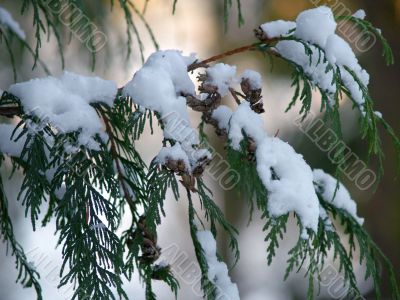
[247,139,257,154]
[192,158,212,177]
[241,78,263,106]
[180,173,196,191]
[138,216,157,244]
[240,78,252,96]
[199,83,218,94]
[176,159,187,173]
[165,159,178,172]
[192,166,204,178]
[197,73,207,82]
[254,27,266,40]
[248,89,262,104]
[251,102,265,114]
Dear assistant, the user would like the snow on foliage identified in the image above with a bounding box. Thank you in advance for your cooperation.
[122,51,196,141]
[0,3,398,300]
[353,9,366,20]
[256,137,320,238]
[211,105,233,132]
[275,41,336,95]
[262,6,370,111]
[156,143,191,173]
[217,93,365,238]
[240,69,262,90]
[205,63,237,97]
[0,6,25,40]
[228,102,265,150]
[1,29,364,241]
[8,71,117,150]
[226,102,320,238]
[123,50,211,171]
[294,6,337,47]
[196,230,240,300]
[208,97,366,238]
[123,44,363,241]
[123,50,196,122]
[318,204,333,231]
[260,20,296,38]
[313,169,364,225]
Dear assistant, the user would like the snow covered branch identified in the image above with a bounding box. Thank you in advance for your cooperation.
[0,4,399,300]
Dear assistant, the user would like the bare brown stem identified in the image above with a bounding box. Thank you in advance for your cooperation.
[188,43,257,72]
[187,38,278,72]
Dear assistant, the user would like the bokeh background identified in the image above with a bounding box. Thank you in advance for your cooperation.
[0,0,399,299]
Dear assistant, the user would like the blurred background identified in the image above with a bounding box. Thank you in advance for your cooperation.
[0,0,399,299]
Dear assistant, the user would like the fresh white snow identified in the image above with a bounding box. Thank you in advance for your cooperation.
[218,101,329,237]
[123,51,195,126]
[260,20,296,38]
[275,40,336,95]
[123,50,196,138]
[189,148,212,170]
[339,68,366,111]
[196,230,240,300]
[313,169,364,225]
[211,105,233,132]
[240,69,263,90]
[0,6,25,40]
[142,50,196,97]
[156,143,191,173]
[325,34,357,67]
[325,34,369,86]
[228,105,364,237]
[1,6,369,244]
[228,102,265,150]
[318,204,333,231]
[256,137,320,238]
[123,50,210,172]
[225,96,363,236]
[269,6,371,110]
[227,102,320,238]
[60,71,117,107]
[352,9,366,20]
[294,6,337,47]
[8,71,118,150]
[205,63,237,97]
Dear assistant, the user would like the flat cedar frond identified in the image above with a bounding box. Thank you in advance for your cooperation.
[223,0,244,31]
[323,200,400,300]
[0,167,43,300]
[226,143,268,216]
[186,189,218,300]
[54,146,127,300]
[0,3,399,300]
[3,0,158,71]
[336,15,394,65]
[197,178,240,263]
[266,32,397,183]
[264,214,289,266]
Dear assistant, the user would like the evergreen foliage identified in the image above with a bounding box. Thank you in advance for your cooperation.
[0,1,399,300]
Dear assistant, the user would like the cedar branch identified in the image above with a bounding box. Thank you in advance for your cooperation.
[100,110,138,214]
